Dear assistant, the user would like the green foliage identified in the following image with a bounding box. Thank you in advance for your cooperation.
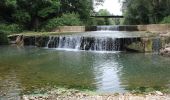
[160,16,170,24]
[12,10,31,25]
[37,0,60,18]
[0,31,8,44]
[15,0,61,30]
[0,23,22,34]
[0,0,17,22]
[95,9,112,25]
[96,9,111,16]
[43,13,82,31]
[60,0,93,21]
[95,18,106,25]
[5,0,17,6]
[123,0,149,25]
[123,0,170,25]
[0,0,103,30]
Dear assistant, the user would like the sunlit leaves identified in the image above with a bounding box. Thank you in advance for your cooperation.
[122,0,170,24]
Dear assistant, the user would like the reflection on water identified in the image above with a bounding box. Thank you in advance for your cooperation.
[92,53,125,93]
[0,46,170,99]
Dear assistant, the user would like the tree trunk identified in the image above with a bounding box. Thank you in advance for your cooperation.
[32,17,39,31]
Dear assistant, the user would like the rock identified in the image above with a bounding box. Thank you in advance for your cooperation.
[165,43,170,48]
[160,32,170,37]
[165,47,170,51]
[8,34,24,46]
[155,91,163,96]
[16,35,24,46]
[126,37,155,53]
[160,47,170,57]
[142,38,153,52]
[126,42,145,52]
[22,95,29,100]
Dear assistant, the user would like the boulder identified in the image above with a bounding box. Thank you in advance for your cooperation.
[15,35,24,46]
[160,47,170,57]
[126,42,145,52]
[159,32,170,37]
[142,38,153,52]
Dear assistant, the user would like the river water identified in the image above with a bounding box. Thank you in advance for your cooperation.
[0,45,170,99]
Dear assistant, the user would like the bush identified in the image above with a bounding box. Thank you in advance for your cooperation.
[160,16,170,24]
[42,13,82,31]
[12,10,31,25]
[84,18,97,26]
[0,23,23,34]
[0,31,8,45]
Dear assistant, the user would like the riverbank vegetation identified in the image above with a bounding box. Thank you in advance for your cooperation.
[0,31,8,44]
[1,0,170,32]
[122,0,170,25]
[0,0,104,32]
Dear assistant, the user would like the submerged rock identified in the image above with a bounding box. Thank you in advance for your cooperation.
[160,47,170,57]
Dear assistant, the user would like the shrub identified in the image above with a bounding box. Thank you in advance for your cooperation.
[0,23,23,34]
[12,10,31,25]
[42,13,82,31]
[0,31,8,45]
[95,18,106,25]
[160,16,170,24]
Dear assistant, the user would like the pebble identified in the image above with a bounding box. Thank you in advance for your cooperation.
[22,89,170,100]
[155,91,163,96]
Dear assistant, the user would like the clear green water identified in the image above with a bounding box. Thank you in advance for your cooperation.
[0,46,170,99]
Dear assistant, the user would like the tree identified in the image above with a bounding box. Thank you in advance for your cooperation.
[59,0,94,24]
[96,9,111,25]
[0,0,17,22]
[122,0,170,24]
[122,0,149,25]
[13,0,60,30]
[0,0,105,31]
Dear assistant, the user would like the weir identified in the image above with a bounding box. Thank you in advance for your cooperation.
[9,25,153,52]
[46,36,140,51]
[96,26,119,31]
[41,26,141,51]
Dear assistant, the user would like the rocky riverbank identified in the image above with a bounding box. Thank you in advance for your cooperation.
[22,88,170,100]
[159,32,170,57]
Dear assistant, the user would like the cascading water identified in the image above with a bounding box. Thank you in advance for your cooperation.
[97,25,119,31]
[152,37,161,53]
[44,25,141,51]
[45,35,140,51]
[22,25,143,51]
[47,36,82,50]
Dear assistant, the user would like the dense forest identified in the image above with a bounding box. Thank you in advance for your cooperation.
[1,0,170,33]
[122,0,170,25]
[0,0,104,32]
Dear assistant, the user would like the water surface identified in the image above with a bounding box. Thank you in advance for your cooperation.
[55,31,153,38]
[0,46,170,99]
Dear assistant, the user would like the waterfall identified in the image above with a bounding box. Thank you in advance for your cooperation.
[47,36,82,49]
[45,36,140,51]
[152,37,161,53]
[97,26,119,31]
